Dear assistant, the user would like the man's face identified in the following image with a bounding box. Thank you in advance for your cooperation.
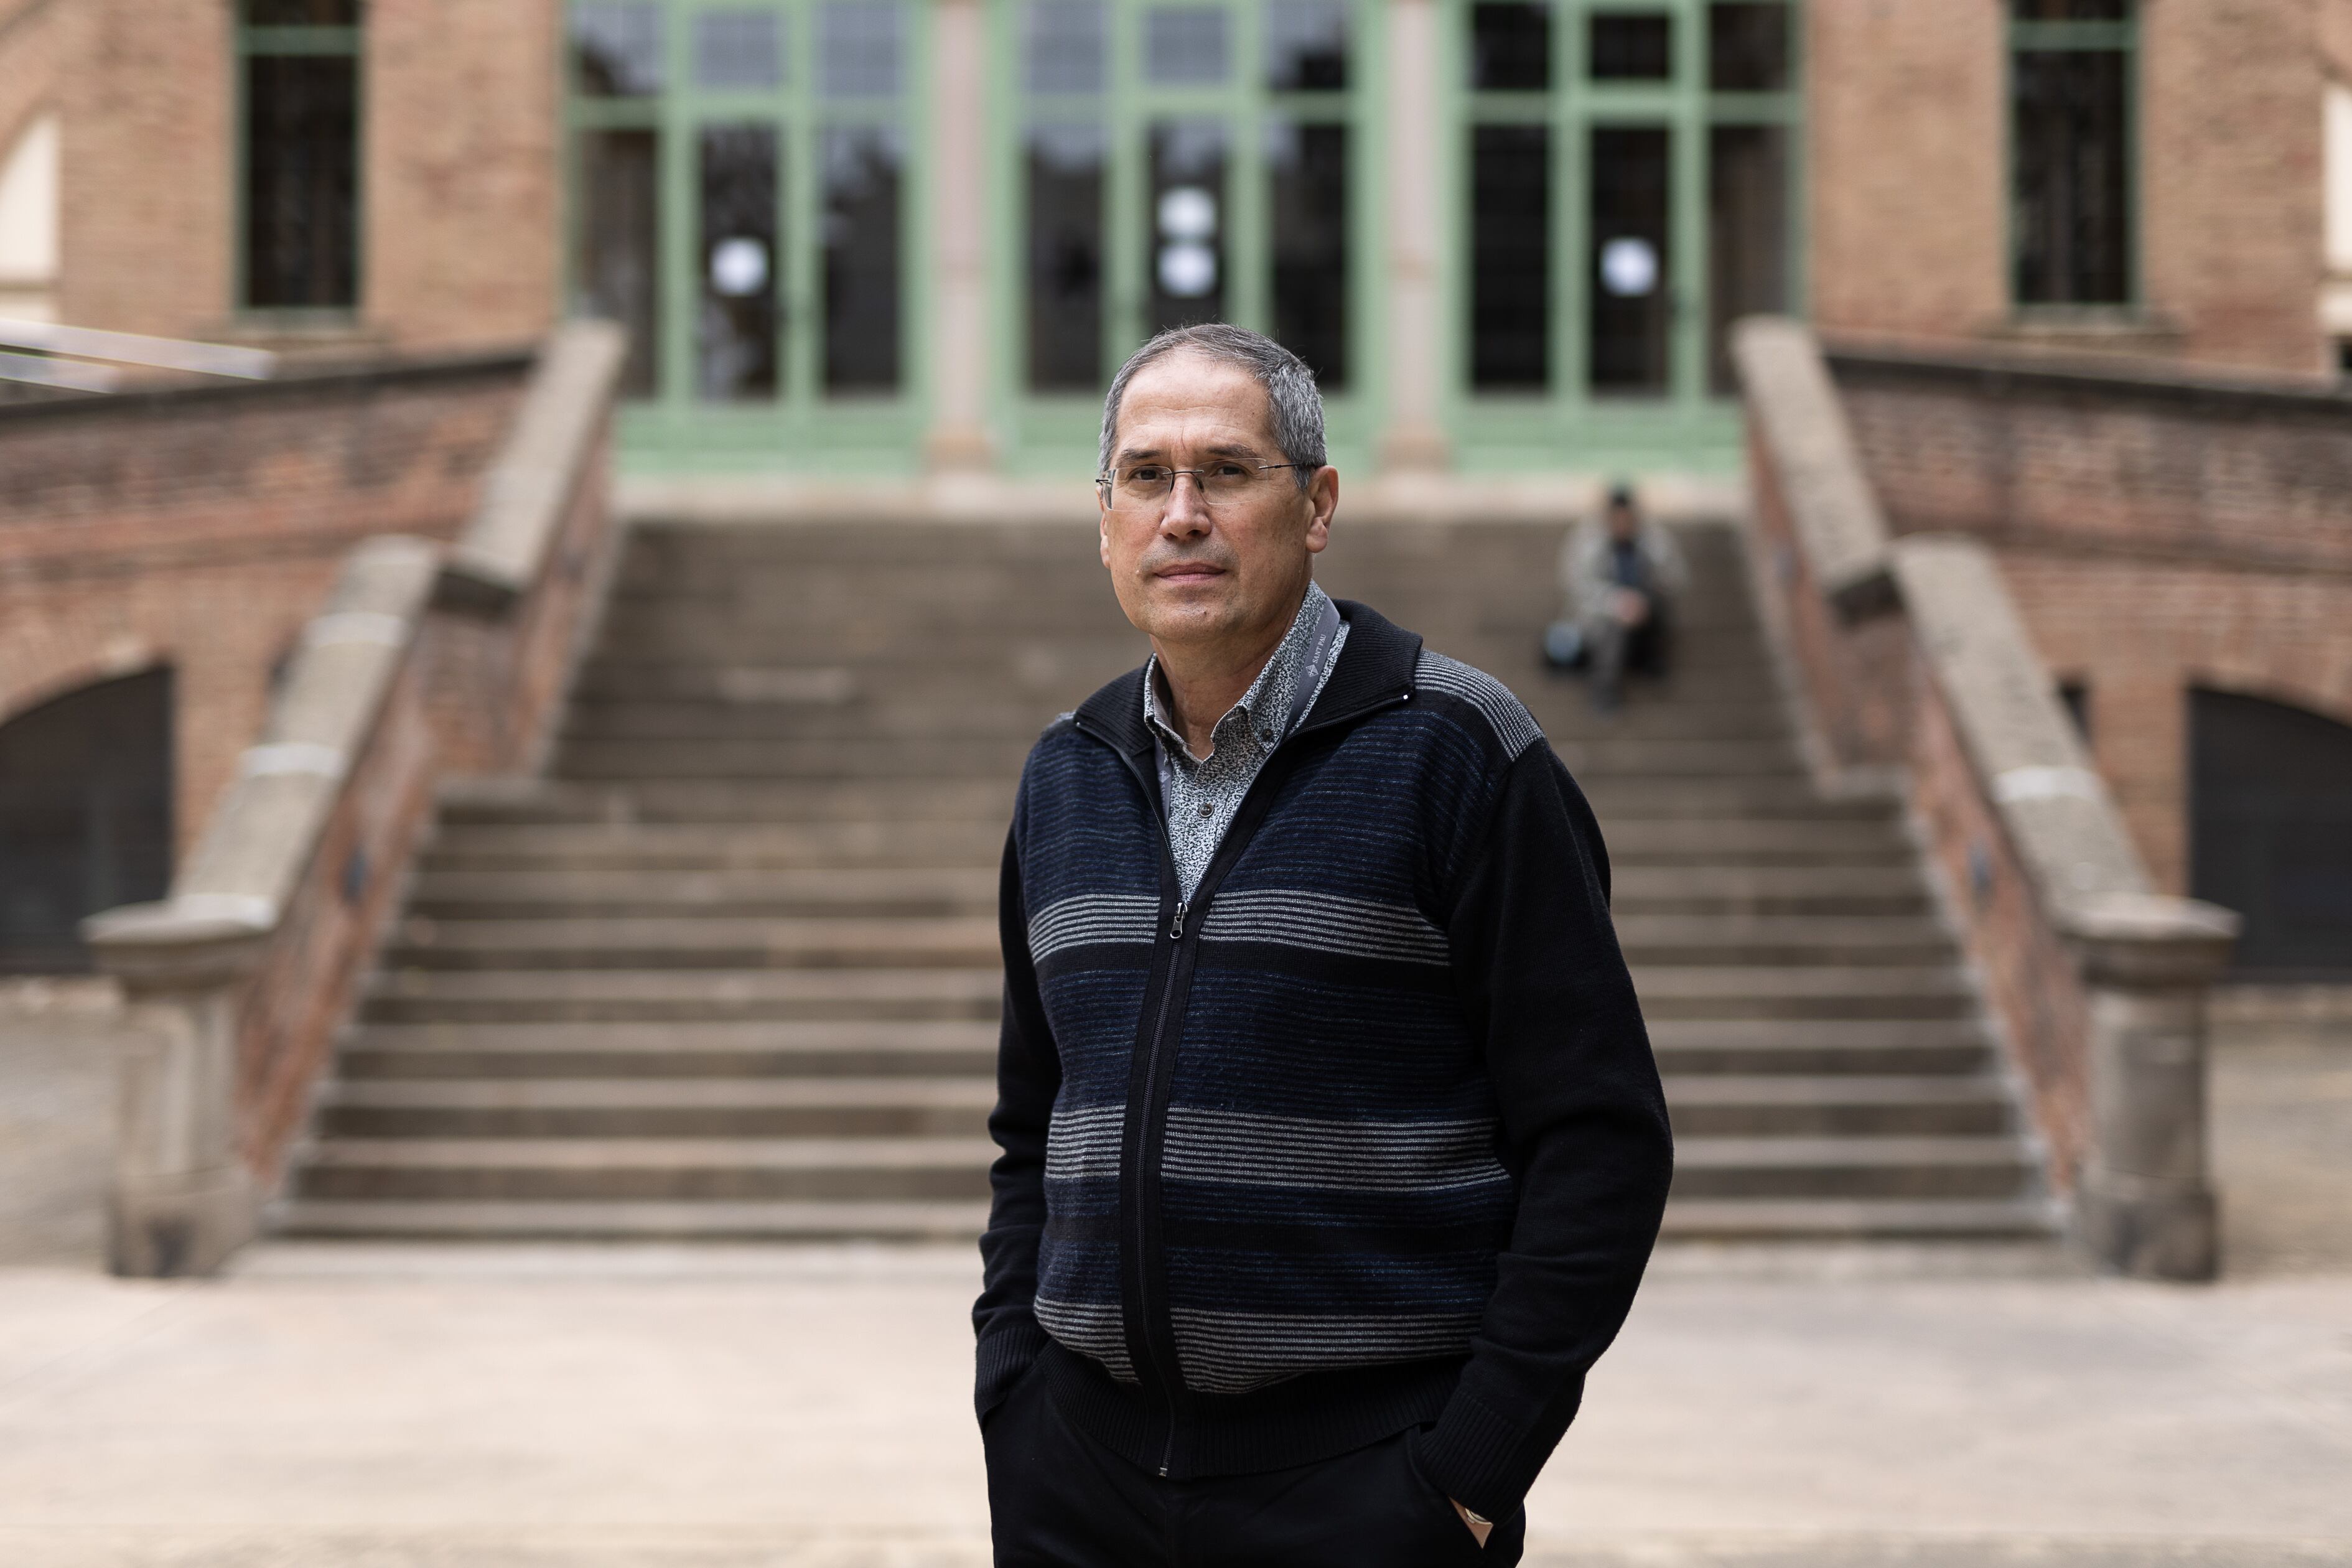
[1098,352,1337,653]
[1607,502,1640,542]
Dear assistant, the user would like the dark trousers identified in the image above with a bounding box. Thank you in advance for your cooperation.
[984,1366,1528,1567]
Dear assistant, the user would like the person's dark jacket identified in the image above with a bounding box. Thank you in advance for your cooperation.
[972,600,1673,1522]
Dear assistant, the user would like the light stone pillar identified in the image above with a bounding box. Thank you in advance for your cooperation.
[82,907,269,1277]
[2061,892,2241,1282]
[1378,0,1452,474]
[925,0,995,474]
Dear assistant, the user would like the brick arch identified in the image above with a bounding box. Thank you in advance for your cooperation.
[2178,658,2352,742]
[0,637,168,734]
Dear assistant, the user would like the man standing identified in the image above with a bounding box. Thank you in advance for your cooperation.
[974,325,1673,1566]
[1544,483,1689,714]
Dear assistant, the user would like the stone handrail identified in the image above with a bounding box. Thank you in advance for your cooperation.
[1732,316,2239,1280]
[81,322,625,1276]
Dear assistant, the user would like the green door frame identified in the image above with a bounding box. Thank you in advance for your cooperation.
[982,0,1388,479]
[565,1,935,475]
[1441,0,1805,475]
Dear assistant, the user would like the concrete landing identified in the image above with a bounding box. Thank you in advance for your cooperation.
[5,984,2348,1566]
[0,1247,2347,1567]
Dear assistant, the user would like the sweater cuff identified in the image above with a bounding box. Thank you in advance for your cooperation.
[974,1315,1052,1425]
[1412,1388,1554,1523]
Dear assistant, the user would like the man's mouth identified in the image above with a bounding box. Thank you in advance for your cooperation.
[1154,562,1226,581]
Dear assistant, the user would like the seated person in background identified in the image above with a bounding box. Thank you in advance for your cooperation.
[1542,482,1689,712]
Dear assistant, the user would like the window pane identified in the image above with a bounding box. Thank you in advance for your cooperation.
[823,124,903,390]
[1028,0,1106,93]
[699,123,780,401]
[1709,124,1787,394]
[2013,48,2131,304]
[1147,6,1230,87]
[1709,2,1788,91]
[1269,119,1347,388]
[1267,0,1348,91]
[1147,119,1227,335]
[2014,0,2129,20]
[572,2,664,97]
[1589,125,1671,394]
[574,128,661,397]
[1470,123,1550,389]
[1470,4,1551,92]
[243,0,358,23]
[695,11,783,91]
[819,1,902,98]
[1590,12,1673,80]
[1027,123,1106,391]
[243,54,358,309]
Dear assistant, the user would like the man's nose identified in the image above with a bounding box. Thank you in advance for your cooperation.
[1161,472,1212,534]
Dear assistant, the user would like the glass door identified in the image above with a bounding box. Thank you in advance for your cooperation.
[992,0,1379,477]
[1453,0,1800,472]
[567,0,929,473]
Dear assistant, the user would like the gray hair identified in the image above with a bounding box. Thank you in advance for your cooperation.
[1098,324,1326,492]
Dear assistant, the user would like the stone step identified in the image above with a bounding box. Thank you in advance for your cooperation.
[338,1020,1002,1080]
[1610,866,1931,917]
[1661,1075,2015,1137]
[314,1077,997,1139]
[559,694,1804,746]
[385,916,1002,971]
[562,699,1066,745]
[1668,1136,2039,1200]
[1648,1019,1997,1076]
[1613,917,1956,967]
[556,737,1038,782]
[1602,819,1911,866]
[408,867,1001,920]
[421,821,1006,872]
[288,1136,1001,1202]
[1656,1197,2063,1242]
[381,913,1954,971]
[359,968,1003,1025]
[1632,967,1977,1021]
[271,1197,994,1241]
[437,778,1019,826]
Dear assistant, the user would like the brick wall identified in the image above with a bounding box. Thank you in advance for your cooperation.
[1808,0,2327,376]
[56,0,560,354]
[0,0,64,181]
[1808,0,2007,345]
[0,355,530,857]
[1831,344,2352,892]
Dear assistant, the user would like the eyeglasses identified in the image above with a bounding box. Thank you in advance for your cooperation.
[1097,461,1300,510]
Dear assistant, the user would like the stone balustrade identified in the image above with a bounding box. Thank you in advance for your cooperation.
[81,322,625,1277]
[1734,316,2239,1280]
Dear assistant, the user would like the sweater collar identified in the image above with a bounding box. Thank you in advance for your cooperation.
[1075,597,1423,758]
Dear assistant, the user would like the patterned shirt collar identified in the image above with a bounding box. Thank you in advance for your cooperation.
[1143,581,1336,768]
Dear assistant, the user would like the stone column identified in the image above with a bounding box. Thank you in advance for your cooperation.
[2061,892,2241,1281]
[82,905,269,1277]
[925,0,995,474]
[1378,0,1452,474]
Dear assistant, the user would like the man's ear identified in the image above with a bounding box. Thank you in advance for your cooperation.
[1304,465,1338,556]
[1098,505,1115,569]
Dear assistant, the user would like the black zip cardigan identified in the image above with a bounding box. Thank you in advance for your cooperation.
[972,599,1673,1522]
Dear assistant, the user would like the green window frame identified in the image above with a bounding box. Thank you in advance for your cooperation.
[235,1,366,317]
[986,0,1386,478]
[564,1,934,475]
[1445,0,1804,474]
[2007,0,2139,313]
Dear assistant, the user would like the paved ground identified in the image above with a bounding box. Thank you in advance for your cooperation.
[3,981,2348,1567]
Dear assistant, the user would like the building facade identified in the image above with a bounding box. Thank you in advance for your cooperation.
[1,0,2340,477]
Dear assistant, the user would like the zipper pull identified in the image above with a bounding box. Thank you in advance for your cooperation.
[1170,900,1189,941]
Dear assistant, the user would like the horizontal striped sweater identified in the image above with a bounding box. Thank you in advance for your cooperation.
[973,599,1673,1522]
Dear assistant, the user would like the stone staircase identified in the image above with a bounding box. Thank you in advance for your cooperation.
[271,518,2060,1246]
